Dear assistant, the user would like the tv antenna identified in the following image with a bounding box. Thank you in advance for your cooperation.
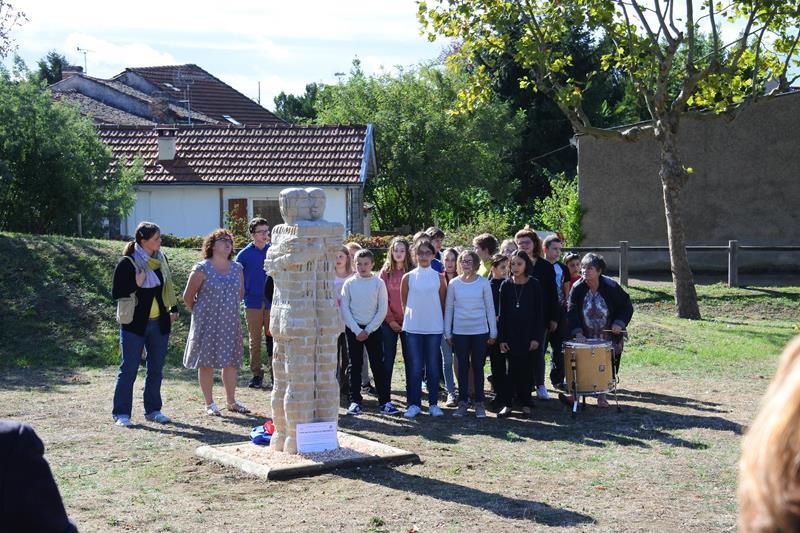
[76,46,93,74]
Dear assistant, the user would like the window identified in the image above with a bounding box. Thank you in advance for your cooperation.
[252,199,282,230]
[222,114,241,125]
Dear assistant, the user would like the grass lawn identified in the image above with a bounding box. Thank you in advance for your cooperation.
[1,232,799,531]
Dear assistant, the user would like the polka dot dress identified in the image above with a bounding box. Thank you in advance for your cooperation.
[183,260,244,369]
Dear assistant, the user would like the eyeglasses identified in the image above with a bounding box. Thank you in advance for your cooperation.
[460,259,474,264]
[215,238,233,244]
[416,250,433,257]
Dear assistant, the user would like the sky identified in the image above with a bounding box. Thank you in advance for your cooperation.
[9,0,448,110]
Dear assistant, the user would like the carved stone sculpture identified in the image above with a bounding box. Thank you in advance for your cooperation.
[265,187,344,454]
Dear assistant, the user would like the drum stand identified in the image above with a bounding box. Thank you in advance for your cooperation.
[568,357,621,419]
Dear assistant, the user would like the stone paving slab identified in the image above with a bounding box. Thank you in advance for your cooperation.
[195,431,420,480]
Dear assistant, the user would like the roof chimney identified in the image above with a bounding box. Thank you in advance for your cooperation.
[61,65,84,80]
[156,127,177,161]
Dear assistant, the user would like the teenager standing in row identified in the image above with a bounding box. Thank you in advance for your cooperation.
[514,227,558,400]
[379,237,411,394]
[401,240,447,418]
[498,251,544,418]
[444,250,497,418]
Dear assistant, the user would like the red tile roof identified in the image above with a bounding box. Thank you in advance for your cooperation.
[98,124,372,185]
[117,64,286,127]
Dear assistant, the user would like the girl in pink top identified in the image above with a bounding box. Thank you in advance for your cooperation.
[335,246,353,392]
[379,237,412,389]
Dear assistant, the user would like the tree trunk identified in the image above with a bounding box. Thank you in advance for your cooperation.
[656,118,701,319]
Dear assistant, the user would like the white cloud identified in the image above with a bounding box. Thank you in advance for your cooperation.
[62,33,176,76]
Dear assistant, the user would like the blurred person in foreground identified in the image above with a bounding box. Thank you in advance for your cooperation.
[739,335,800,532]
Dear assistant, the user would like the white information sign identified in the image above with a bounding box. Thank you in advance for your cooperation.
[296,421,338,453]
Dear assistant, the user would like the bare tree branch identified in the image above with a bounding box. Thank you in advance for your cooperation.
[629,0,666,57]
[729,5,760,71]
[686,0,695,73]
[654,0,677,45]
[779,26,800,91]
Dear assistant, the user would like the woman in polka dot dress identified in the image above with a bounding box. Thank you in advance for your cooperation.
[183,229,250,416]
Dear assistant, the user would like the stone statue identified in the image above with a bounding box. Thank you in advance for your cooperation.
[264,187,344,454]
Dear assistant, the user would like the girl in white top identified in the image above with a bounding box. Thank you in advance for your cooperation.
[444,250,497,418]
[401,240,447,418]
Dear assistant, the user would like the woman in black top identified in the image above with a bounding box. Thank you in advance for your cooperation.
[565,253,633,408]
[111,222,178,427]
[498,251,544,418]
[513,226,559,400]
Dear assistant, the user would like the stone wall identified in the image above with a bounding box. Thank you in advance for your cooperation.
[577,91,800,271]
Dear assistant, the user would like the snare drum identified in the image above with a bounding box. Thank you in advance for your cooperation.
[562,340,615,395]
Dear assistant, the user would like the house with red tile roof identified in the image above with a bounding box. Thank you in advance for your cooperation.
[99,124,376,237]
[49,64,372,237]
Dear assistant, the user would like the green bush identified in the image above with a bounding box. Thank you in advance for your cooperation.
[532,172,584,246]
[443,211,511,248]
[160,233,204,249]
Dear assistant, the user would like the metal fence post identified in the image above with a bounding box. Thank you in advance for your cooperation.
[619,240,629,287]
[728,240,739,288]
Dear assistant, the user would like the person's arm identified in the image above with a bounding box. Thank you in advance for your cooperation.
[498,281,509,352]
[239,266,245,301]
[609,279,634,332]
[530,280,545,350]
[438,275,447,315]
[339,280,361,334]
[112,257,139,299]
[182,269,205,312]
[365,278,389,334]
[542,261,559,330]
[566,282,584,338]
[400,273,409,313]
[483,279,498,340]
[443,279,456,341]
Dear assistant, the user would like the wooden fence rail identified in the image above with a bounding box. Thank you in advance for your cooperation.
[563,241,800,288]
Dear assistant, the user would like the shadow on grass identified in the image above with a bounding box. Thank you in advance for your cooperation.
[135,419,260,446]
[338,389,740,451]
[336,467,595,526]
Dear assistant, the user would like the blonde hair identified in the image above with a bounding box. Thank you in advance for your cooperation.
[739,335,800,532]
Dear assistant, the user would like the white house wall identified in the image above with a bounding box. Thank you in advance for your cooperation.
[123,185,349,238]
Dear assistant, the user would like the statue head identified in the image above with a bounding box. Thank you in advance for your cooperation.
[306,187,326,220]
[279,188,311,224]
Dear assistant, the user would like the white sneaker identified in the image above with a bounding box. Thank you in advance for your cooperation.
[429,405,444,417]
[537,385,550,400]
[114,415,133,427]
[404,405,422,418]
[346,402,362,416]
[145,411,171,424]
[206,402,221,416]
[445,393,458,407]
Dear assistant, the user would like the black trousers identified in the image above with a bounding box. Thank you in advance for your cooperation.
[489,344,510,407]
[548,308,568,387]
[337,332,348,392]
[508,350,533,408]
[346,326,389,406]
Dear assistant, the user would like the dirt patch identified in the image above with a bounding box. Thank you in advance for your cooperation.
[0,364,770,532]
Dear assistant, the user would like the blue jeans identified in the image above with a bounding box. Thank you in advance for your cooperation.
[113,320,169,418]
[453,333,489,403]
[381,321,407,392]
[440,337,455,395]
[404,332,442,408]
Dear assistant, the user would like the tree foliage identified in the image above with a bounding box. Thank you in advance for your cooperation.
[313,60,524,231]
[532,171,583,246]
[0,1,25,59]
[36,50,69,85]
[419,0,800,319]
[0,73,139,236]
[273,83,322,124]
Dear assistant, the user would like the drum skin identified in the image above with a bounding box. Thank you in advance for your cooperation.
[563,340,615,394]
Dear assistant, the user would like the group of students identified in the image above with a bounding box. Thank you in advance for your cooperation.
[110,217,633,427]
[334,225,634,419]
